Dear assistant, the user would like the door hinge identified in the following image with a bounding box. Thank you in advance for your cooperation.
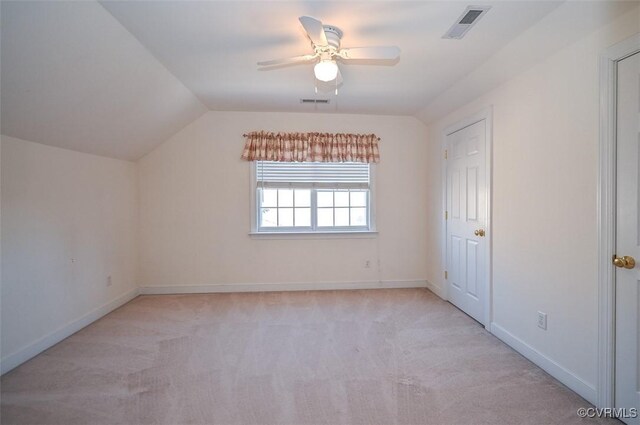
[444,149,448,159]
[444,271,448,280]
[445,210,448,220]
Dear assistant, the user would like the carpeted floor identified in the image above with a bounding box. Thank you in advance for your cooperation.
[1,289,613,425]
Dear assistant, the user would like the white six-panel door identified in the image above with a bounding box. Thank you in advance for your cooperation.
[614,51,640,425]
[446,119,487,325]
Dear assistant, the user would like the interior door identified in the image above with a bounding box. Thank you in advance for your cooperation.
[446,119,487,325]
[614,51,640,425]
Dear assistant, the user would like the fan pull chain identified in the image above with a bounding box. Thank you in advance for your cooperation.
[334,78,338,112]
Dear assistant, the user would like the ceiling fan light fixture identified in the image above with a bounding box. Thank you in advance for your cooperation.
[257,16,400,88]
[314,60,338,82]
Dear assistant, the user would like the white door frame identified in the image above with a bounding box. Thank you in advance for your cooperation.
[441,106,493,328]
[597,33,640,409]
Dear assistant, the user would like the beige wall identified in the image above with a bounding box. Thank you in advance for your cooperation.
[138,111,429,289]
[1,136,138,363]
[424,8,639,396]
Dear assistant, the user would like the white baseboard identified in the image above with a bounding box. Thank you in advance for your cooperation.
[425,280,447,300]
[139,279,428,295]
[490,322,596,404]
[0,288,139,375]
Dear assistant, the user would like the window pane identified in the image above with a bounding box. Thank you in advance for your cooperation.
[278,189,293,207]
[294,208,311,227]
[294,189,310,207]
[335,191,349,207]
[335,208,349,226]
[257,163,372,233]
[317,208,333,226]
[317,191,333,207]
[279,208,293,226]
[351,208,367,226]
[350,191,367,207]
[262,189,278,207]
[261,208,277,227]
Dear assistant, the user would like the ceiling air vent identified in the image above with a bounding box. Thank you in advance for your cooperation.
[443,6,491,40]
[300,98,330,104]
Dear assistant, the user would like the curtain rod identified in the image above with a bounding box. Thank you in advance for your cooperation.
[242,133,381,141]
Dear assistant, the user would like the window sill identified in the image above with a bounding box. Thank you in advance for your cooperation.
[249,230,378,240]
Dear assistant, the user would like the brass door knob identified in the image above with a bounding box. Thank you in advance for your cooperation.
[474,229,486,237]
[613,256,636,269]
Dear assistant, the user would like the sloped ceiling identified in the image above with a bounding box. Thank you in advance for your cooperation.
[1,1,637,160]
[416,0,640,123]
[0,1,206,160]
[100,0,562,116]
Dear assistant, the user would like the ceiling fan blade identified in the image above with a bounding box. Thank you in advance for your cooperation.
[257,54,317,67]
[299,16,328,47]
[338,46,401,61]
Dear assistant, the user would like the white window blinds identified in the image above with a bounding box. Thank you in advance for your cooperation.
[256,161,370,189]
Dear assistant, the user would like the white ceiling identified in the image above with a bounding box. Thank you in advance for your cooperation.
[417,0,640,122]
[100,1,563,116]
[1,1,206,160]
[1,1,636,160]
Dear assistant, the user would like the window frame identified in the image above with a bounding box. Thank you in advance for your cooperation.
[249,162,377,236]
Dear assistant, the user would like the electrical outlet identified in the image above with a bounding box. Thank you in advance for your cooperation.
[365,260,371,269]
[537,311,547,330]
[107,275,112,287]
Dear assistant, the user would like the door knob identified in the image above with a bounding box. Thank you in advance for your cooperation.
[474,229,485,237]
[613,255,636,269]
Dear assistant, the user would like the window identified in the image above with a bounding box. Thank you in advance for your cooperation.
[253,161,375,233]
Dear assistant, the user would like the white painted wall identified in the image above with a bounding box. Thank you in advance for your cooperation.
[424,7,639,401]
[0,136,138,368]
[138,111,429,290]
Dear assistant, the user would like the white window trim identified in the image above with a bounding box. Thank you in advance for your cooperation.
[249,161,377,236]
[249,231,378,240]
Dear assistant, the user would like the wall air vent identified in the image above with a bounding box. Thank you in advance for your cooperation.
[442,6,491,40]
[300,98,330,104]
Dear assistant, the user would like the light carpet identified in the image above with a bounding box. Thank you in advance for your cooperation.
[0,289,612,424]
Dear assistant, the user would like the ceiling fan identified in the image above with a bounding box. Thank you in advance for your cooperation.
[258,16,401,85]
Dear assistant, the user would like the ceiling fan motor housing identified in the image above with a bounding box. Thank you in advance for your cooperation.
[323,25,343,50]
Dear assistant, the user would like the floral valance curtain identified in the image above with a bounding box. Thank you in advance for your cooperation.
[241,131,380,163]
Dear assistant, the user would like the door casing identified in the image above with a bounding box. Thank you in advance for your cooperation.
[597,33,640,409]
[442,107,493,329]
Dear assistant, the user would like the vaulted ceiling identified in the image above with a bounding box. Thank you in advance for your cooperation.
[1,1,637,160]
[99,1,562,116]
[0,1,206,160]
